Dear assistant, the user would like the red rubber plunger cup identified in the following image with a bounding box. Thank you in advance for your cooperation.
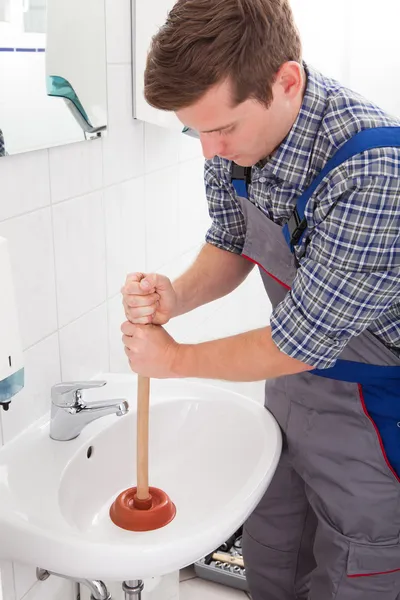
[110,375,176,531]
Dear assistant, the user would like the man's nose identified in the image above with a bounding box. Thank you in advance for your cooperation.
[200,134,225,160]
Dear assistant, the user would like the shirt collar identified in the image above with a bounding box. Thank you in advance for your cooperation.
[259,62,329,190]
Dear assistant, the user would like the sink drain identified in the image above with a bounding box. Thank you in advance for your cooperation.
[87,446,94,459]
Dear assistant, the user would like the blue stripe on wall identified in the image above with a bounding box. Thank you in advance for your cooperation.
[0,47,45,52]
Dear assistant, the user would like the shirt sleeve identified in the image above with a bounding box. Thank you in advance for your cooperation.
[271,175,400,368]
[204,160,246,254]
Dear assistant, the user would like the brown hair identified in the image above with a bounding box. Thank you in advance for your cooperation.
[144,0,302,112]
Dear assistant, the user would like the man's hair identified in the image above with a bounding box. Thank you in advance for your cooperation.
[144,0,302,112]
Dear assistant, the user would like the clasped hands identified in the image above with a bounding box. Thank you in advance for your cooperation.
[120,272,181,378]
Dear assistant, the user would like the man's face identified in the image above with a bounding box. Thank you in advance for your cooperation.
[176,63,304,166]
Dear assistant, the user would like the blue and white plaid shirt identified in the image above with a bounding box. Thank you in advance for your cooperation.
[204,63,400,368]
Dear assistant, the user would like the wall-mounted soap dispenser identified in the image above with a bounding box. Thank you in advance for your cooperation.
[0,237,24,410]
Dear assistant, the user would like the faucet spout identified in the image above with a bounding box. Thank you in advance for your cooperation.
[49,381,129,441]
[78,399,129,418]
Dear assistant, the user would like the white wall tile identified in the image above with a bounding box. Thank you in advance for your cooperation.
[156,246,227,343]
[104,177,146,297]
[216,379,266,405]
[108,295,131,373]
[197,269,270,341]
[155,245,202,282]
[178,158,210,255]
[144,123,180,174]
[180,577,246,600]
[52,192,107,328]
[107,65,134,130]
[1,333,60,444]
[21,574,74,600]
[0,562,16,600]
[0,208,58,349]
[102,121,144,187]
[59,304,109,381]
[178,133,203,162]
[105,0,132,64]
[0,150,50,222]
[13,563,37,600]
[49,139,103,204]
[145,166,180,272]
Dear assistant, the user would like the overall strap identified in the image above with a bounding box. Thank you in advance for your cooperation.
[311,359,400,384]
[231,164,252,199]
[282,126,400,252]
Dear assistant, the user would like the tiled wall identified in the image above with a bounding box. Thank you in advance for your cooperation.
[0,0,269,599]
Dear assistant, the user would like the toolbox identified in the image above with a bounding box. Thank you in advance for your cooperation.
[194,527,248,591]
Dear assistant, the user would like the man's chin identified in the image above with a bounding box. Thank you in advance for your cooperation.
[232,157,255,167]
[225,155,251,167]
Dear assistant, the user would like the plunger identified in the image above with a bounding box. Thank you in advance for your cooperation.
[110,374,176,531]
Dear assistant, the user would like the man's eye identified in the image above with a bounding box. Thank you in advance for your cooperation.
[220,126,234,136]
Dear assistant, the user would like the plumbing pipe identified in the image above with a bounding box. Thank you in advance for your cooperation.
[122,580,144,600]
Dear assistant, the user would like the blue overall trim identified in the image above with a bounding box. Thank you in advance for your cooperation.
[311,360,400,384]
[362,384,400,479]
[282,127,400,249]
[313,359,400,477]
[232,179,248,199]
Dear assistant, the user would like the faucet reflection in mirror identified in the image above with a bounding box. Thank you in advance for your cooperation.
[0,0,107,157]
[46,0,107,135]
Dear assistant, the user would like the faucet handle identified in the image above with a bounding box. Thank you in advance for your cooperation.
[51,380,107,407]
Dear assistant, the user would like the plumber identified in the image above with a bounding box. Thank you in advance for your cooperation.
[121,1,400,598]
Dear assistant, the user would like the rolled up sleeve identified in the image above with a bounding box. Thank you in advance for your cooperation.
[271,176,400,368]
[204,160,245,254]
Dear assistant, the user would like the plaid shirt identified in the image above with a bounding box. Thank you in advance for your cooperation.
[204,63,400,369]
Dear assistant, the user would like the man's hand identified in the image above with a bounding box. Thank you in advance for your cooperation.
[121,272,177,325]
[121,321,180,378]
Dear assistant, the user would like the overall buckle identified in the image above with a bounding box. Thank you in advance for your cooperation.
[231,163,252,184]
[287,209,307,247]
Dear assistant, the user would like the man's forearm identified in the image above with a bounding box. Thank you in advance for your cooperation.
[173,326,314,381]
[172,243,253,317]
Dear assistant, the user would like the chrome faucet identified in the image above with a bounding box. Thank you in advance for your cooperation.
[50,381,129,441]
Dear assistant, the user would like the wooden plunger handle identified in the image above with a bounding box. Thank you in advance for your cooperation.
[136,374,150,500]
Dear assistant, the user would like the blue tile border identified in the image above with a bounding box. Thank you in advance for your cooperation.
[0,47,45,52]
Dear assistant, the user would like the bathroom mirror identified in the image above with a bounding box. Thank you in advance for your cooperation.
[0,0,107,157]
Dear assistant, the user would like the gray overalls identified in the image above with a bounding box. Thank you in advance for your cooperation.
[231,128,400,600]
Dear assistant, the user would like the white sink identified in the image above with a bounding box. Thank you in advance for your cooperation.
[0,374,281,581]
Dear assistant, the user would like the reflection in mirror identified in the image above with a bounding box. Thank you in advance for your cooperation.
[0,0,107,157]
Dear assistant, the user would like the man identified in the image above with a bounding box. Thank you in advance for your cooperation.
[121,1,400,598]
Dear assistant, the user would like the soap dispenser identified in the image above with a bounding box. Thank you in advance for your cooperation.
[0,237,24,410]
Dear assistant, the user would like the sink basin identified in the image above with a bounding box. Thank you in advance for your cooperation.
[0,374,281,581]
